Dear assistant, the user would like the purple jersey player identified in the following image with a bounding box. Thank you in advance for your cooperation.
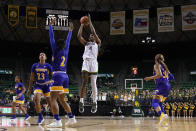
[46,19,77,128]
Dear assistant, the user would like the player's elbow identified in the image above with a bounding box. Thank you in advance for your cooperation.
[157,74,162,79]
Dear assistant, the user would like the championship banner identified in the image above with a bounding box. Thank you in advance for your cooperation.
[26,6,37,28]
[133,9,149,34]
[45,9,69,31]
[157,7,174,32]
[182,5,196,31]
[110,11,125,35]
[8,5,19,27]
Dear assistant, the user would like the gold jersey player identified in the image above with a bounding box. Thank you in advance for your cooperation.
[77,14,101,113]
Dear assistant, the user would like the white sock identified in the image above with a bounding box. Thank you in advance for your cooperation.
[80,98,84,103]
[91,75,98,103]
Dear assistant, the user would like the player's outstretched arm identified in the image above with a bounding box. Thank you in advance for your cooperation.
[88,14,101,45]
[65,22,73,51]
[144,63,162,81]
[77,24,87,45]
[49,18,56,53]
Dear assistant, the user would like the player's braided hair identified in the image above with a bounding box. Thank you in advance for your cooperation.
[156,54,169,74]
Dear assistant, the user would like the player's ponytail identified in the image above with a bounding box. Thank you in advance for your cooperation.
[160,59,169,74]
[156,54,169,74]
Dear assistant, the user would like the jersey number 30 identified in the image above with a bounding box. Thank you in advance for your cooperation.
[60,56,65,67]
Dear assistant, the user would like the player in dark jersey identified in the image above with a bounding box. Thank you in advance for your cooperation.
[144,54,174,126]
[10,76,30,121]
[27,53,53,125]
[46,19,76,128]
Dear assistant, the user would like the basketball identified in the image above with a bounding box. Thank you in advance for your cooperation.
[80,16,89,26]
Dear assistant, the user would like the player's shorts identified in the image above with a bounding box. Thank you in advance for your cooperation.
[153,82,171,102]
[33,83,51,97]
[82,58,98,74]
[50,71,69,93]
[13,94,24,104]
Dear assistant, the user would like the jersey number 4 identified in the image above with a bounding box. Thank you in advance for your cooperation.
[60,56,65,67]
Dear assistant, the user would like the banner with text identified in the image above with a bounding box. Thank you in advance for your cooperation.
[110,11,125,35]
[26,6,37,28]
[8,5,19,27]
[133,9,149,34]
[182,5,196,31]
[157,7,174,32]
[45,9,69,31]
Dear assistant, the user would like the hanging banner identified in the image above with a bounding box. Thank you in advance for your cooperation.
[157,7,174,32]
[110,11,125,35]
[133,9,149,34]
[26,6,37,28]
[182,5,196,31]
[8,5,19,27]
[45,9,69,31]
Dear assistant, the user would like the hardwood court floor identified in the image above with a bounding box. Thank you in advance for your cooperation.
[0,116,195,131]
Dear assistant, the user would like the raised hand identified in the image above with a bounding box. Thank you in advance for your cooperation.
[49,18,56,25]
[69,22,74,31]
[88,14,92,24]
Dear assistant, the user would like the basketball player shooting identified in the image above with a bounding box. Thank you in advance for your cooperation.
[77,14,101,113]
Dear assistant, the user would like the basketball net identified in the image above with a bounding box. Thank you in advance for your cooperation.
[131,86,136,93]
[131,86,138,97]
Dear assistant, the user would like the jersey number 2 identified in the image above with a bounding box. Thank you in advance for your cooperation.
[60,56,65,67]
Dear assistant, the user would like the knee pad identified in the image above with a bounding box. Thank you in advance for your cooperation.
[152,99,160,109]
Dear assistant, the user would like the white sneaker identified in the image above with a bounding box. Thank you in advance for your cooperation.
[120,115,124,119]
[46,120,62,128]
[65,117,77,126]
[159,114,168,126]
